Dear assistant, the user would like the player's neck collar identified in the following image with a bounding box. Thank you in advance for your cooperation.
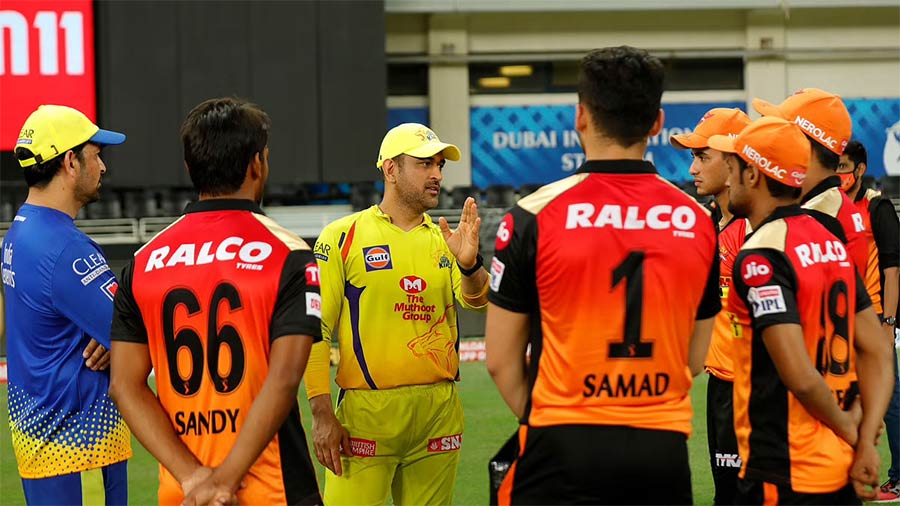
[184,199,265,215]
[799,175,841,205]
[576,159,657,175]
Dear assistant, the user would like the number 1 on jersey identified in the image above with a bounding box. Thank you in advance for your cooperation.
[608,251,653,359]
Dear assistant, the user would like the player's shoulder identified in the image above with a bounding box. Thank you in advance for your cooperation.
[516,173,591,214]
[650,175,713,218]
[249,213,311,251]
[320,208,367,238]
[742,218,789,252]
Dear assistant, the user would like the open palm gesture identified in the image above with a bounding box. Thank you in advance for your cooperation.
[439,196,481,269]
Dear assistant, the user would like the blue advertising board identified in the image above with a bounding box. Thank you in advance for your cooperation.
[469,99,900,187]
[386,98,900,186]
[844,98,900,177]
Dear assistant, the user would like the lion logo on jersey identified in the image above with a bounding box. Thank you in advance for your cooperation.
[407,304,457,370]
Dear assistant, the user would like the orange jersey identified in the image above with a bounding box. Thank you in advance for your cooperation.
[706,216,750,381]
[801,176,868,278]
[111,200,322,505]
[489,160,720,436]
[728,205,871,493]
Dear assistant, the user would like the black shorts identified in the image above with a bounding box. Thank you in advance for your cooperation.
[501,424,691,505]
[707,375,740,505]
[735,479,860,505]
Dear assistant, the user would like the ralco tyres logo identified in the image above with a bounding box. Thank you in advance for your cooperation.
[427,433,462,453]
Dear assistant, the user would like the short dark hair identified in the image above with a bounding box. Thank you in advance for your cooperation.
[180,97,271,195]
[764,174,802,200]
[843,140,867,166]
[577,46,665,147]
[16,142,87,188]
[810,139,840,171]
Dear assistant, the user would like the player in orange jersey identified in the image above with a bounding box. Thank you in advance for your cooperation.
[671,107,751,505]
[712,117,894,504]
[486,46,720,504]
[110,98,322,506]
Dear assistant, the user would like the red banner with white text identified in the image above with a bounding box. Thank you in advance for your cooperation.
[0,0,96,150]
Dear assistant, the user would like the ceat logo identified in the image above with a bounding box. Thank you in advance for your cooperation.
[495,213,514,251]
[741,254,773,286]
[363,245,393,272]
[305,263,320,286]
[400,275,426,294]
[427,434,462,453]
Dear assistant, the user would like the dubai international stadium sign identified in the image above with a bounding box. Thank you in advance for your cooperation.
[469,99,900,186]
[0,1,96,150]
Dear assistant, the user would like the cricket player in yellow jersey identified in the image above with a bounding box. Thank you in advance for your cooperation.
[306,123,491,505]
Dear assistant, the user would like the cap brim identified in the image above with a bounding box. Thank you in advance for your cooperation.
[670,133,709,150]
[752,98,785,119]
[405,142,461,162]
[89,128,126,146]
[707,135,737,153]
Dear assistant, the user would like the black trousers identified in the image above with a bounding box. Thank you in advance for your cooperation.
[507,425,692,505]
[707,374,741,505]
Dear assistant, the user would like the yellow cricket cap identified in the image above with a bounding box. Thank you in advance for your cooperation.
[15,105,125,168]
[376,123,461,169]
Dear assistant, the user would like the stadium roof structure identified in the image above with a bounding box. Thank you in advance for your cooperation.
[387,0,900,13]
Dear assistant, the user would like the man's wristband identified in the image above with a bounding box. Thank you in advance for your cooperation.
[883,315,896,327]
[458,253,484,277]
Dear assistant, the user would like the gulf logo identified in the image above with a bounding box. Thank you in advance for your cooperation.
[363,245,393,272]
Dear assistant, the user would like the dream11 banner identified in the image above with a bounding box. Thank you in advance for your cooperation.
[470,99,900,187]
[0,1,96,151]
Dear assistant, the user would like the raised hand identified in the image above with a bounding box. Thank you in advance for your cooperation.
[439,196,481,269]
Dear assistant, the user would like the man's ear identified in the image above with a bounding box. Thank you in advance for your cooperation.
[248,151,262,180]
[856,162,867,178]
[575,103,588,133]
[62,149,80,178]
[648,108,665,137]
[381,158,397,183]
[746,164,761,189]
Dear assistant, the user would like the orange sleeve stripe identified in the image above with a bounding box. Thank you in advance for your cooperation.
[340,221,357,262]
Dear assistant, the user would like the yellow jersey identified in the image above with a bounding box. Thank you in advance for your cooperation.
[306,205,487,397]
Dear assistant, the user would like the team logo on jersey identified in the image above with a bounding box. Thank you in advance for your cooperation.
[100,278,118,301]
[400,275,427,294]
[740,254,773,286]
[363,245,393,272]
[427,433,462,453]
[495,214,514,251]
[747,285,787,317]
[350,438,376,457]
[305,263,320,286]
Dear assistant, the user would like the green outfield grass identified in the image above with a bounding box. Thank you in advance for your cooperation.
[0,361,893,505]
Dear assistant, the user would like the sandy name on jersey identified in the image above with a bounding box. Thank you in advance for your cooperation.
[173,408,240,436]
[583,372,670,399]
